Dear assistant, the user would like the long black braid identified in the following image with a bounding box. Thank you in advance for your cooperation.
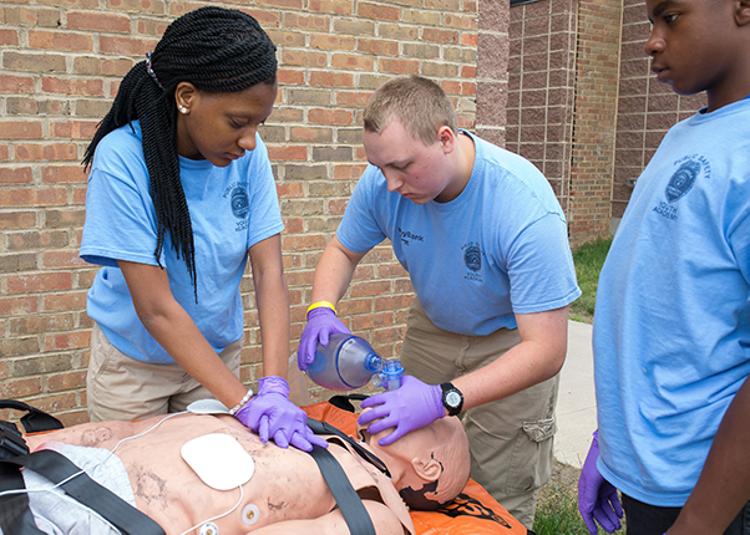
[82,7,277,301]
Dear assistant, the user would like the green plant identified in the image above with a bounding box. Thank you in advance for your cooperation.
[569,238,612,323]
[534,480,592,534]
[533,476,625,535]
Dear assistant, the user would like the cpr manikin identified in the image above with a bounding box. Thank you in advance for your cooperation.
[18,406,471,534]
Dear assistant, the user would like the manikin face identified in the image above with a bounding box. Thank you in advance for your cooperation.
[644,0,746,109]
[175,81,277,167]
[357,413,470,508]
[363,118,457,204]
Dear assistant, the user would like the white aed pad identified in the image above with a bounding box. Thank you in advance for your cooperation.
[181,433,255,491]
[186,398,231,415]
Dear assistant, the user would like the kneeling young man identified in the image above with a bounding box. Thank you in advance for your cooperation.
[298,75,580,527]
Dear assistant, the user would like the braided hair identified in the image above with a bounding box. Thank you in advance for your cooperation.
[82,7,277,301]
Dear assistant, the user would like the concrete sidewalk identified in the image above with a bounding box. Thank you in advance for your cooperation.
[554,320,597,469]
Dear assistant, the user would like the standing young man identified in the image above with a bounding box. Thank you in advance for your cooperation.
[577,1,750,534]
[298,76,580,527]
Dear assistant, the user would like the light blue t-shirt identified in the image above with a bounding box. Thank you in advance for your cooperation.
[337,131,580,335]
[80,121,283,364]
[594,98,750,506]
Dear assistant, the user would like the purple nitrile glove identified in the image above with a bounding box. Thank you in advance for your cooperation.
[297,307,350,371]
[234,375,328,452]
[577,431,623,534]
[357,375,445,446]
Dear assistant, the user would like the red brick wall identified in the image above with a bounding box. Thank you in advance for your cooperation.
[568,0,622,245]
[475,1,508,146]
[507,0,621,246]
[0,1,492,423]
[613,0,704,219]
[504,0,712,247]
[506,0,577,211]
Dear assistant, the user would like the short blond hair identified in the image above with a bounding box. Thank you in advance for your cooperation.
[363,76,457,146]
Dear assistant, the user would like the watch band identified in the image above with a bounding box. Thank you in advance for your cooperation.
[439,382,464,416]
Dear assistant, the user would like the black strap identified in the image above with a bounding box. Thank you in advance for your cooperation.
[0,399,63,434]
[0,462,45,535]
[309,445,377,535]
[1,449,164,535]
[0,399,62,534]
[0,420,30,460]
[328,394,369,413]
[307,417,390,479]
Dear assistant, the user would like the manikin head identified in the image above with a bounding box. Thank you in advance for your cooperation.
[362,76,469,204]
[644,0,750,111]
[359,415,471,510]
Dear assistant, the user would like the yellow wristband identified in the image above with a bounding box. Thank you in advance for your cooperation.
[306,300,337,316]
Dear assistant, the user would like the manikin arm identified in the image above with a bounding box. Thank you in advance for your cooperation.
[453,306,569,411]
[250,499,405,535]
[668,375,750,534]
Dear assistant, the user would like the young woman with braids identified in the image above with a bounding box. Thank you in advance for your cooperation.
[79,7,326,453]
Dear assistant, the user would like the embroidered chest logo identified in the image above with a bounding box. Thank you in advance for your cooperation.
[462,242,483,282]
[653,155,710,221]
[223,182,249,231]
[397,226,424,246]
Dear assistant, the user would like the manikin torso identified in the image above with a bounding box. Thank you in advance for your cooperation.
[25,413,414,534]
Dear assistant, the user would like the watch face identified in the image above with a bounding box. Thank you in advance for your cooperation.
[445,390,462,408]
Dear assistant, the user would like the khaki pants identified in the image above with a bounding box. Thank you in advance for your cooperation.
[402,300,558,529]
[87,323,242,422]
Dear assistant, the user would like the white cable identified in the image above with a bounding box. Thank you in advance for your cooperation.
[99,411,186,463]
[0,468,86,499]
[178,484,244,535]
[0,411,185,500]
[1,409,244,533]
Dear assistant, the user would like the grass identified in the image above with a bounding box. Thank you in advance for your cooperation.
[534,482,590,534]
[533,462,626,535]
[569,238,613,324]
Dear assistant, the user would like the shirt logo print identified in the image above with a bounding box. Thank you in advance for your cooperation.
[463,243,482,272]
[397,227,424,246]
[231,186,249,219]
[653,154,710,221]
[665,160,700,202]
